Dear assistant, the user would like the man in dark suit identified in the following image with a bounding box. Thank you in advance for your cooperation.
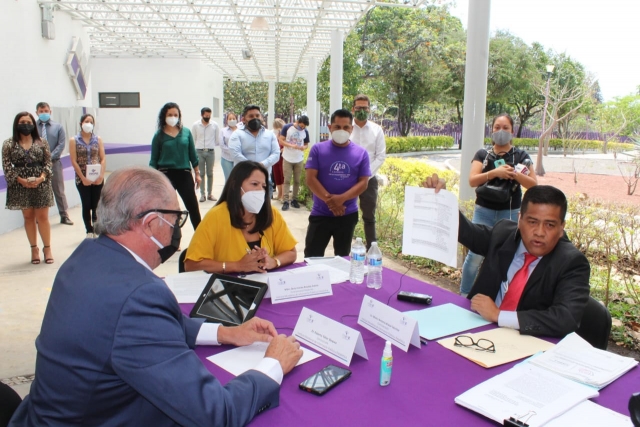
[424,175,590,337]
[10,166,303,427]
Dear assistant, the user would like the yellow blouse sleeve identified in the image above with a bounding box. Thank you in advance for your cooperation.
[266,207,297,256]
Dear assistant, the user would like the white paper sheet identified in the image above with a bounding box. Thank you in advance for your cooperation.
[545,400,632,427]
[455,364,599,427]
[164,271,212,303]
[304,256,368,276]
[402,187,458,268]
[206,342,321,377]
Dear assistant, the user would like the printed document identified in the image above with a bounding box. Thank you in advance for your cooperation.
[455,364,599,427]
[529,332,638,389]
[402,186,458,267]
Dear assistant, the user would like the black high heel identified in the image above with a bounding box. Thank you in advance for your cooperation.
[30,245,40,264]
[43,246,54,264]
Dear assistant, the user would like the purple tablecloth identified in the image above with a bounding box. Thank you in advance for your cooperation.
[181,265,639,426]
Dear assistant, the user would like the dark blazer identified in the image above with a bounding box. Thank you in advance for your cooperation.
[459,212,590,337]
[10,236,279,427]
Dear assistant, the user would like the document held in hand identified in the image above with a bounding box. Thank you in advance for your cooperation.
[85,164,101,182]
[402,187,458,268]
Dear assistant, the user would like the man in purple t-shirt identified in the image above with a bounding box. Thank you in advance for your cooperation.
[304,109,371,257]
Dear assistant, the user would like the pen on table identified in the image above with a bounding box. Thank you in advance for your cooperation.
[420,339,428,346]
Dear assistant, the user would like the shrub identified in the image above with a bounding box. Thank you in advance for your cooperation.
[386,136,455,153]
[479,137,634,153]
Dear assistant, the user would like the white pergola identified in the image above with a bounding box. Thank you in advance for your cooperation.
[40,0,430,83]
[40,0,493,201]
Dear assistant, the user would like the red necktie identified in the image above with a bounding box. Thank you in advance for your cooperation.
[500,253,537,311]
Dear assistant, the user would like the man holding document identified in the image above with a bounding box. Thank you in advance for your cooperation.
[423,175,590,337]
[10,166,303,427]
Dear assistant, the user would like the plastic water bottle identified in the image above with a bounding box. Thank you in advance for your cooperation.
[349,238,366,284]
[366,242,383,289]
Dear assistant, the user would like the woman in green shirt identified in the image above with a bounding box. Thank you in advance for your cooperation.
[149,102,202,229]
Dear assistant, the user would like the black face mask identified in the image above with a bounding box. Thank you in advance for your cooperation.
[18,124,34,136]
[247,118,262,131]
[203,117,210,123]
[155,218,182,263]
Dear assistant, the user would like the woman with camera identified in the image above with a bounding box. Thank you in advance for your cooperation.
[460,113,537,296]
[2,112,54,264]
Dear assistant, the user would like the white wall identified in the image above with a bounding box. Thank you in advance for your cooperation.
[0,2,92,132]
[91,59,224,147]
[0,5,224,234]
[0,1,91,234]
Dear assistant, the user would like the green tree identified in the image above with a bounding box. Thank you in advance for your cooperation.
[487,34,549,137]
[357,6,454,136]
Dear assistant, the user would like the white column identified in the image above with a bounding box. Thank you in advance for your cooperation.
[329,29,343,114]
[459,0,491,201]
[306,57,318,144]
[267,81,276,128]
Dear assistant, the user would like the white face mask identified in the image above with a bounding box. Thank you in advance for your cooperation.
[228,120,237,127]
[166,116,179,127]
[241,188,265,214]
[331,130,350,145]
[82,123,94,133]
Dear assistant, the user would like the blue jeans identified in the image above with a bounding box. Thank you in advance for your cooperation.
[460,205,519,295]
[221,158,234,182]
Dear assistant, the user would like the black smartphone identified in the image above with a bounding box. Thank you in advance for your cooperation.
[299,364,352,396]
[397,291,432,305]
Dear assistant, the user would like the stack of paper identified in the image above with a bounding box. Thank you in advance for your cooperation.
[545,400,632,427]
[438,328,555,368]
[529,332,638,389]
[455,364,600,427]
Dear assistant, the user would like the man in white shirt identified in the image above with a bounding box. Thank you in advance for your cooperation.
[191,107,220,202]
[281,116,310,211]
[350,94,386,250]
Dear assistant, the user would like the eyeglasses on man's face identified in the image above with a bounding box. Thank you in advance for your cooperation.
[454,335,496,353]
[136,209,189,228]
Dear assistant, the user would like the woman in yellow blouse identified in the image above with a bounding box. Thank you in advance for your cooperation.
[185,161,297,274]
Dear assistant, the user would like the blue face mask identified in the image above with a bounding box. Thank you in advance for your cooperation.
[38,113,51,122]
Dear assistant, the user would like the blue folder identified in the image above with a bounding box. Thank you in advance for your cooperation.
[405,303,492,340]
